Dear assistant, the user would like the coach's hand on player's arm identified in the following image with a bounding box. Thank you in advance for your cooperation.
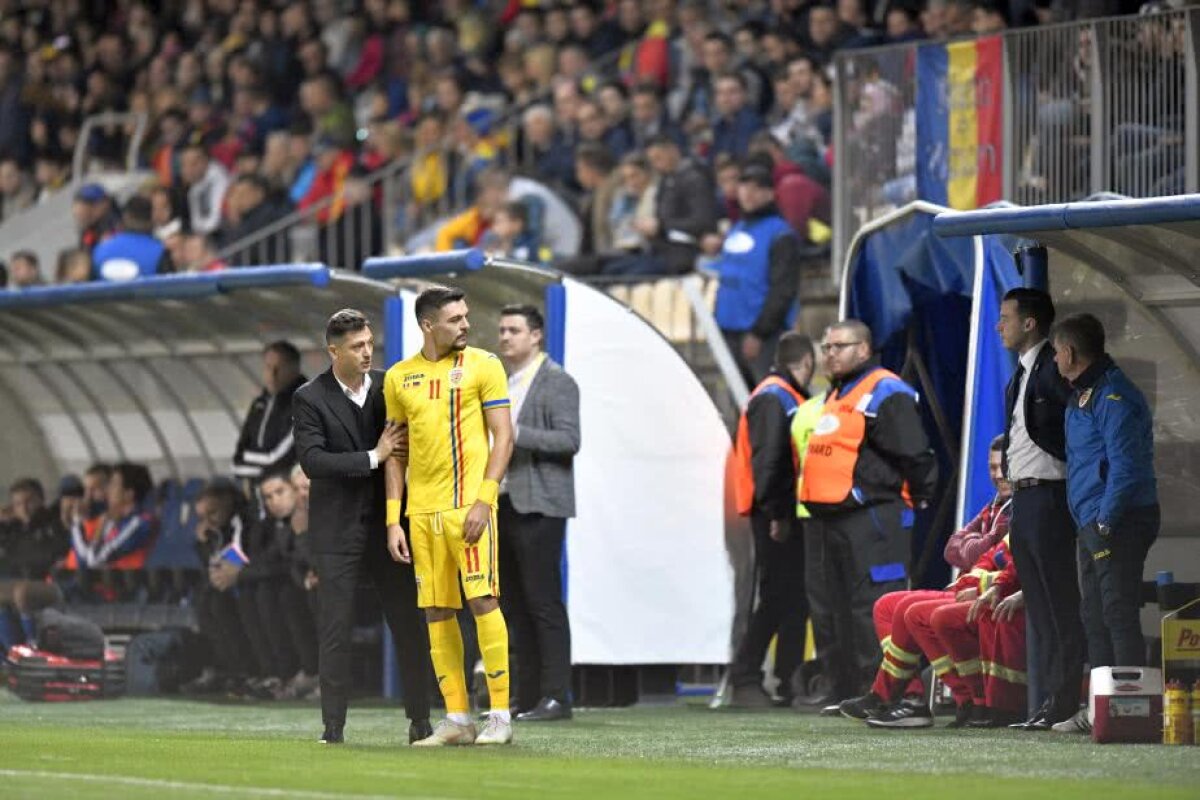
[391,423,409,461]
[463,500,490,545]
[387,524,411,564]
[373,420,404,463]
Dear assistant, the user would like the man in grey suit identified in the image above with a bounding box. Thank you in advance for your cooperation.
[496,304,581,722]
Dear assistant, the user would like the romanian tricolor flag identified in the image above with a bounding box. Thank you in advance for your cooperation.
[915,36,1004,210]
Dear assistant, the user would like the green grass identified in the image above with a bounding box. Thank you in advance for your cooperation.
[1,694,1197,799]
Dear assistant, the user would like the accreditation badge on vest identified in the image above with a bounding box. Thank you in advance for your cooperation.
[1078,388,1093,409]
[814,413,841,435]
[448,367,465,388]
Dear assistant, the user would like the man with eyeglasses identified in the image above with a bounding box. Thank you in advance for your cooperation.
[798,320,938,707]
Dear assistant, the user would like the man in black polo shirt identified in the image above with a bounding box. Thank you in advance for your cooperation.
[996,288,1083,729]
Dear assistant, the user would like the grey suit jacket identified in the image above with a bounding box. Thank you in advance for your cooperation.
[506,358,580,518]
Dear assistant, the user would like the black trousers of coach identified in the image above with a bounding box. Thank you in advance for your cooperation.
[1008,481,1085,719]
[498,495,572,710]
[314,542,432,729]
[805,501,910,699]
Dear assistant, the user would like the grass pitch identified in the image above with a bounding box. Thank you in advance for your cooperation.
[1,694,1196,799]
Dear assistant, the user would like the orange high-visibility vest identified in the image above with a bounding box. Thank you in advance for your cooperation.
[799,367,915,507]
[732,375,806,516]
[65,516,154,571]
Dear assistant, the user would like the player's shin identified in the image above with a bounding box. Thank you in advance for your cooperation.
[475,607,511,717]
[428,617,470,721]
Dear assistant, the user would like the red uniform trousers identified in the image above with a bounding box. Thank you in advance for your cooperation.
[930,603,1028,714]
[869,590,952,702]
[904,598,977,707]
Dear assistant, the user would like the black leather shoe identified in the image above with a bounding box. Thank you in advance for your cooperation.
[516,697,572,722]
[319,727,344,744]
[408,719,433,744]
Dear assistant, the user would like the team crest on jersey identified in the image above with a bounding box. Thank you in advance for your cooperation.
[1078,388,1093,408]
[448,368,464,388]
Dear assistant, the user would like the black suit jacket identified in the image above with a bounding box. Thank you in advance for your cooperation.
[1003,341,1071,472]
[293,368,386,555]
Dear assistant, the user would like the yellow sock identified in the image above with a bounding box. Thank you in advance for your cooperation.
[474,608,510,713]
[428,618,469,715]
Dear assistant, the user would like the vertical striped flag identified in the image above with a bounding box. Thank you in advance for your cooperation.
[916,36,1004,209]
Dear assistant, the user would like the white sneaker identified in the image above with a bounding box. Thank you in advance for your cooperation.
[1051,708,1092,734]
[474,714,514,746]
[411,718,477,747]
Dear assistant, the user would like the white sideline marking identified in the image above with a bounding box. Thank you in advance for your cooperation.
[0,769,456,800]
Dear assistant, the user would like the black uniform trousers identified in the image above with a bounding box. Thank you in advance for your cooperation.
[237,578,299,679]
[805,501,910,699]
[1077,503,1159,668]
[730,513,807,695]
[315,539,432,729]
[194,585,255,677]
[1008,481,1085,719]
[498,495,572,710]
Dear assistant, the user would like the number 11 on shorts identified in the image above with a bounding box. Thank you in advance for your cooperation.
[465,545,481,573]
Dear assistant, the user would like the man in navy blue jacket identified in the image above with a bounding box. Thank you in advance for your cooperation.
[1052,312,1159,734]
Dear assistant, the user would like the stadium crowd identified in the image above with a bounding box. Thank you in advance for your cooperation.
[0,0,1171,290]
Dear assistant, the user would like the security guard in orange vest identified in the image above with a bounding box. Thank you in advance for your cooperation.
[800,320,937,705]
[727,332,814,707]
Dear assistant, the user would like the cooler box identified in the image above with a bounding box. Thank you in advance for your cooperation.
[1089,666,1163,744]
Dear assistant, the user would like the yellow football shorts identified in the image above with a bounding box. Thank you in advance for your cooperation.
[409,505,499,609]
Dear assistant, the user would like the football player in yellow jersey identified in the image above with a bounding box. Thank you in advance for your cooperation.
[383,285,516,746]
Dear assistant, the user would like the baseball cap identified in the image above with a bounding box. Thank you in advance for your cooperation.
[75,183,109,203]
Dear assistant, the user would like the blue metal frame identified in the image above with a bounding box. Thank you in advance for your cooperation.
[362,250,486,281]
[932,194,1200,238]
[0,264,331,309]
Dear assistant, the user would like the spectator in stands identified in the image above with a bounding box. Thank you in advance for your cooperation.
[610,133,715,275]
[33,150,71,204]
[808,70,835,149]
[806,5,850,62]
[838,0,885,48]
[710,72,766,164]
[629,82,685,150]
[253,469,320,700]
[574,143,622,258]
[219,174,293,265]
[748,132,833,233]
[1052,313,1159,734]
[299,136,356,225]
[180,138,231,236]
[619,0,673,89]
[727,333,814,708]
[92,196,169,282]
[65,463,157,601]
[7,250,43,289]
[435,168,509,252]
[597,82,635,150]
[713,164,804,385]
[887,4,928,41]
[943,0,977,36]
[0,477,69,652]
[570,2,624,59]
[186,479,257,695]
[452,108,501,204]
[768,65,809,154]
[234,340,306,486]
[55,248,93,284]
[552,80,583,147]
[577,97,632,160]
[800,321,937,705]
[300,73,357,146]
[73,184,120,252]
[480,202,546,265]
[180,234,229,273]
[972,0,1010,33]
[0,156,35,221]
[521,105,576,193]
[286,120,319,206]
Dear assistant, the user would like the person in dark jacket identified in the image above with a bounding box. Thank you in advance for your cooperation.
[996,288,1083,731]
[710,71,766,164]
[603,134,716,276]
[713,163,803,386]
[0,478,68,652]
[233,341,306,487]
[218,174,294,266]
[727,333,814,707]
[801,320,938,709]
[92,195,170,281]
[1050,313,1159,734]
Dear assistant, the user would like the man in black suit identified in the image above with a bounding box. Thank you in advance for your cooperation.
[996,288,1083,729]
[292,308,432,745]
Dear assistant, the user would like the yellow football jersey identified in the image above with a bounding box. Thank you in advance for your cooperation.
[384,346,510,514]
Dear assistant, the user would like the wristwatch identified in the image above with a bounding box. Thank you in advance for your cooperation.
[1097,522,1111,538]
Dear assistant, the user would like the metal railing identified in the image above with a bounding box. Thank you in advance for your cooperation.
[833,8,1200,272]
[73,112,150,179]
[219,49,625,268]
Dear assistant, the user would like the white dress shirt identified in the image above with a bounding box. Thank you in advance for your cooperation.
[1006,339,1066,482]
[499,353,545,493]
[335,372,379,470]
